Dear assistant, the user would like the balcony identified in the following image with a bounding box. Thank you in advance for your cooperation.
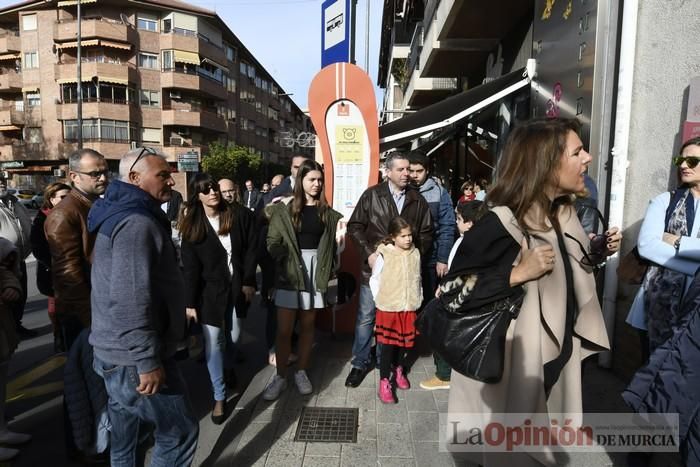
[0,33,20,54]
[56,99,137,121]
[54,17,133,44]
[0,72,21,92]
[0,107,24,127]
[416,0,530,77]
[162,108,227,134]
[54,61,136,85]
[161,69,227,100]
[404,76,458,107]
[160,31,227,68]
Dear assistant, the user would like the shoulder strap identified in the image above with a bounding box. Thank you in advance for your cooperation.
[490,206,529,247]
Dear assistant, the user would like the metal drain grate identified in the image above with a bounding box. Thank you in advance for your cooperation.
[294,407,359,443]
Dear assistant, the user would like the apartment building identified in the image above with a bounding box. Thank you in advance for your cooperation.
[0,0,311,184]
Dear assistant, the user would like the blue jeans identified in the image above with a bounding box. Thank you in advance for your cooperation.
[351,284,381,370]
[202,312,242,402]
[93,356,198,467]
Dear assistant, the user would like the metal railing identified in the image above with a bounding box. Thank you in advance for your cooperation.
[405,23,423,83]
[161,67,225,86]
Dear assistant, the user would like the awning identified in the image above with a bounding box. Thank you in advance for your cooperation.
[56,39,100,49]
[21,86,38,92]
[201,57,227,71]
[379,61,535,151]
[100,40,131,50]
[56,77,92,84]
[98,76,128,85]
[0,125,20,131]
[173,50,200,66]
[58,0,97,6]
[0,53,20,61]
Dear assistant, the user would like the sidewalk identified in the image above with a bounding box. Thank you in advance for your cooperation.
[196,328,656,467]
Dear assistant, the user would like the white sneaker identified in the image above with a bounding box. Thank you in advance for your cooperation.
[0,446,18,462]
[294,370,313,395]
[262,374,287,401]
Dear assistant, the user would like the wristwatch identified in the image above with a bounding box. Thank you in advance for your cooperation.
[674,237,682,251]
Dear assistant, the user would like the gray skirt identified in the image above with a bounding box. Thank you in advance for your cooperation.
[274,248,326,310]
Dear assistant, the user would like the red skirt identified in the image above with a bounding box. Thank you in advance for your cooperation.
[375,309,417,348]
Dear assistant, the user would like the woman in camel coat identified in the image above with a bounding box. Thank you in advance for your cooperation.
[444,118,622,466]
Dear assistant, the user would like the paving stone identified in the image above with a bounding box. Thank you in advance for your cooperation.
[346,387,377,412]
[340,441,378,467]
[231,453,269,467]
[236,423,277,462]
[376,396,409,423]
[377,422,413,458]
[358,410,377,440]
[413,441,455,467]
[404,390,437,412]
[303,456,341,467]
[315,395,347,407]
[357,368,378,389]
[318,380,348,399]
[275,411,301,440]
[285,393,317,413]
[376,458,416,467]
[436,400,449,413]
[409,411,439,442]
[304,441,342,457]
[250,407,277,422]
[265,439,306,467]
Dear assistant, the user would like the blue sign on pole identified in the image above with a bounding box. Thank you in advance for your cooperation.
[321,0,350,67]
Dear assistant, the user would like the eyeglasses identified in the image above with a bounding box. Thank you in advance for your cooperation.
[673,156,700,168]
[75,170,109,179]
[129,147,158,173]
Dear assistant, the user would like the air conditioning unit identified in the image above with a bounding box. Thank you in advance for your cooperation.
[169,91,182,99]
[169,136,183,146]
[177,128,191,137]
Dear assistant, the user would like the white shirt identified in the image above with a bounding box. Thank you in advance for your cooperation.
[206,215,233,275]
[447,235,464,269]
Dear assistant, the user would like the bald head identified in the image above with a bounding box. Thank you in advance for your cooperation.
[271,174,284,189]
[119,147,165,179]
[218,178,237,204]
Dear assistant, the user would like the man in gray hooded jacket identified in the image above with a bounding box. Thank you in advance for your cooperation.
[88,148,197,466]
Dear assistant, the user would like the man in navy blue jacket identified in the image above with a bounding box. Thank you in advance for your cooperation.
[88,148,198,466]
[408,152,456,390]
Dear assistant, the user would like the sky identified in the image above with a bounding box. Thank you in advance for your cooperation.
[0,0,386,111]
[187,0,385,110]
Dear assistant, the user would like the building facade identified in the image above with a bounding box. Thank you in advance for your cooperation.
[0,0,311,187]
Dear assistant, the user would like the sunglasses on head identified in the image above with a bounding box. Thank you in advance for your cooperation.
[673,156,700,168]
[129,147,158,173]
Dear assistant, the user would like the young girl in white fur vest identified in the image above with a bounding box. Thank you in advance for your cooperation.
[370,216,422,404]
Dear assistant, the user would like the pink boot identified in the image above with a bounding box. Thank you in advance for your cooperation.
[394,366,410,390]
[378,378,395,404]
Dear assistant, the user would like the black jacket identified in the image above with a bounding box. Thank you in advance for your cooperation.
[165,190,183,222]
[347,182,432,284]
[242,188,262,211]
[30,208,52,296]
[181,203,258,326]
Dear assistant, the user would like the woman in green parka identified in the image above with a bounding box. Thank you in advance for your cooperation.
[263,159,343,401]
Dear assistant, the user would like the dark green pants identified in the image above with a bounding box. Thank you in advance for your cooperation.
[434,353,451,381]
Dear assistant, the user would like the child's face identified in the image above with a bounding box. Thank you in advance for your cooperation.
[393,227,413,250]
[456,214,473,234]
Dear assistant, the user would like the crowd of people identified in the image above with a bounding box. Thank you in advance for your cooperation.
[21,117,700,467]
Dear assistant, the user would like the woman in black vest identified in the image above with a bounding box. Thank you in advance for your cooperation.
[180,173,257,424]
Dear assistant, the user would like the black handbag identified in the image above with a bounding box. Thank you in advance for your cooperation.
[415,284,524,383]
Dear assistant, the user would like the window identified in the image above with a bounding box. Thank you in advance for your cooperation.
[23,52,38,69]
[140,90,160,107]
[247,65,255,79]
[162,19,172,33]
[142,128,161,143]
[138,53,158,69]
[98,84,127,103]
[239,62,247,75]
[26,93,40,107]
[162,50,173,70]
[224,43,236,62]
[225,75,236,93]
[137,14,158,32]
[22,14,36,31]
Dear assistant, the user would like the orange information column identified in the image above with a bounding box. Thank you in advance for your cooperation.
[308,62,380,334]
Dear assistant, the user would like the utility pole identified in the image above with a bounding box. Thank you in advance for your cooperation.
[76,0,83,149]
[364,0,369,72]
[349,0,357,64]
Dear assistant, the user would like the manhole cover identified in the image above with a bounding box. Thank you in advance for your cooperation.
[294,407,358,443]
